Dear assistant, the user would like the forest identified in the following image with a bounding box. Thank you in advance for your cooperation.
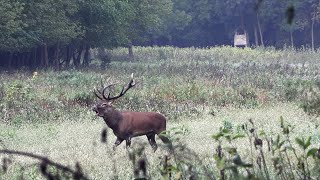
[0,0,320,69]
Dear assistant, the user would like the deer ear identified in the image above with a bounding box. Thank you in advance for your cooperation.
[108,101,114,105]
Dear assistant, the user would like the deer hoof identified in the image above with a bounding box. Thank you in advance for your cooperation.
[152,145,158,152]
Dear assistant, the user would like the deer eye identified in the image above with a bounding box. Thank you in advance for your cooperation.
[101,103,108,107]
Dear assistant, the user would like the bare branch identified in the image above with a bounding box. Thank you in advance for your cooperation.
[0,149,90,180]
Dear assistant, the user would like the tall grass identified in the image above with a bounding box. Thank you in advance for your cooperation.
[1,46,320,124]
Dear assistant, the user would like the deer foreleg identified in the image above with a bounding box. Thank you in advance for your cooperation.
[126,137,132,148]
[147,134,158,152]
[113,137,123,151]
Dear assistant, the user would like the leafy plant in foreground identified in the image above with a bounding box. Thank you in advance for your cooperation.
[211,117,320,180]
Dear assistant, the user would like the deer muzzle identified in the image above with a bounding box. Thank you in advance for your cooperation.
[92,106,98,115]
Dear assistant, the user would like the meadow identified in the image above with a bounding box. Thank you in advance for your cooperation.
[0,46,320,179]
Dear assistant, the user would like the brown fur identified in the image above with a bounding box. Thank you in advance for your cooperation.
[92,102,171,152]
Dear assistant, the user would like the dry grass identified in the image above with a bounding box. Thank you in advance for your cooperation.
[1,103,319,179]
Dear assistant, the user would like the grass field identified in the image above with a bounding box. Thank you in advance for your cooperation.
[0,103,318,179]
[0,46,320,179]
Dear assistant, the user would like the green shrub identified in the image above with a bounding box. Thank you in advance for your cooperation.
[301,90,320,116]
[69,92,95,106]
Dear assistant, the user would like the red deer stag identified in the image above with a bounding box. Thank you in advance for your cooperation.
[92,75,171,152]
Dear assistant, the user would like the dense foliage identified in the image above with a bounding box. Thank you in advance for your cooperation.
[0,0,172,69]
[0,0,320,69]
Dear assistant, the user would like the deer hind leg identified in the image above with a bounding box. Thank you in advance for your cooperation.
[126,137,132,149]
[147,134,158,152]
[113,137,124,151]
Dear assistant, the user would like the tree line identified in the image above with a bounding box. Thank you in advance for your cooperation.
[0,0,320,69]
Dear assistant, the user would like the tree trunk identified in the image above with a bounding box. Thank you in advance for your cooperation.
[53,43,60,70]
[65,45,72,68]
[73,46,83,68]
[43,43,49,68]
[83,45,90,67]
[290,30,294,48]
[128,42,134,61]
[8,53,13,70]
[254,25,259,46]
[39,46,43,67]
[32,48,37,69]
[21,53,30,68]
[17,54,21,68]
[27,52,32,68]
[256,13,264,47]
[311,14,315,51]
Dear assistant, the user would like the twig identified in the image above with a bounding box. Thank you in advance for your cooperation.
[0,149,90,180]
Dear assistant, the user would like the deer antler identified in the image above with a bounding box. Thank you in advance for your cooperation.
[102,74,136,101]
[94,77,116,100]
[94,84,115,100]
[94,89,103,100]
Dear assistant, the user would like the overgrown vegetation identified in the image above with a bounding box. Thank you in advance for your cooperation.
[211,118,320,179]
[0,46,320,179]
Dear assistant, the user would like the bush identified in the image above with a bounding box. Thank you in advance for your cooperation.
[301,90,320,116]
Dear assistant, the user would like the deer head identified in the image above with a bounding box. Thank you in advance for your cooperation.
[92,74,136,117]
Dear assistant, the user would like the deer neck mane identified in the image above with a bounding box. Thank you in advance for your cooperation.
[103,109,122,129]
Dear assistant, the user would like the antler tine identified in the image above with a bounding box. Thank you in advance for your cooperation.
[120,79,135,95]
[93,89,103,100]
[100,79,104,89]
[103,75,136,101]
[93,77,116,100]
[96,89,103,94]
[106,86,124,100]
[96,76,111,93]
[101,84,116,100]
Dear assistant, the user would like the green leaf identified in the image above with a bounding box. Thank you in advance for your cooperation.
[283,127,290,135]
[227,147,237,155]
[258,130,266,136]
[216,158,226,170]
[225,135,232,142]
[285,146,295,151]
[307,148,318,158]
[222,128,231,134]
[295,138,305,149]
[278,140,285,148]
[276,135,280,145]
[280,116,284,128]
[167,165,178,172]
[242,163,253,168]
[232,134,245,140]
[212,132,223,141]
[304,136,312,150]
[213,154,221,161]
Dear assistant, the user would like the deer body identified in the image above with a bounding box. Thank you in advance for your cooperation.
[102,109,166,137]
[110,112,166,138]
[92,76,171,152]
